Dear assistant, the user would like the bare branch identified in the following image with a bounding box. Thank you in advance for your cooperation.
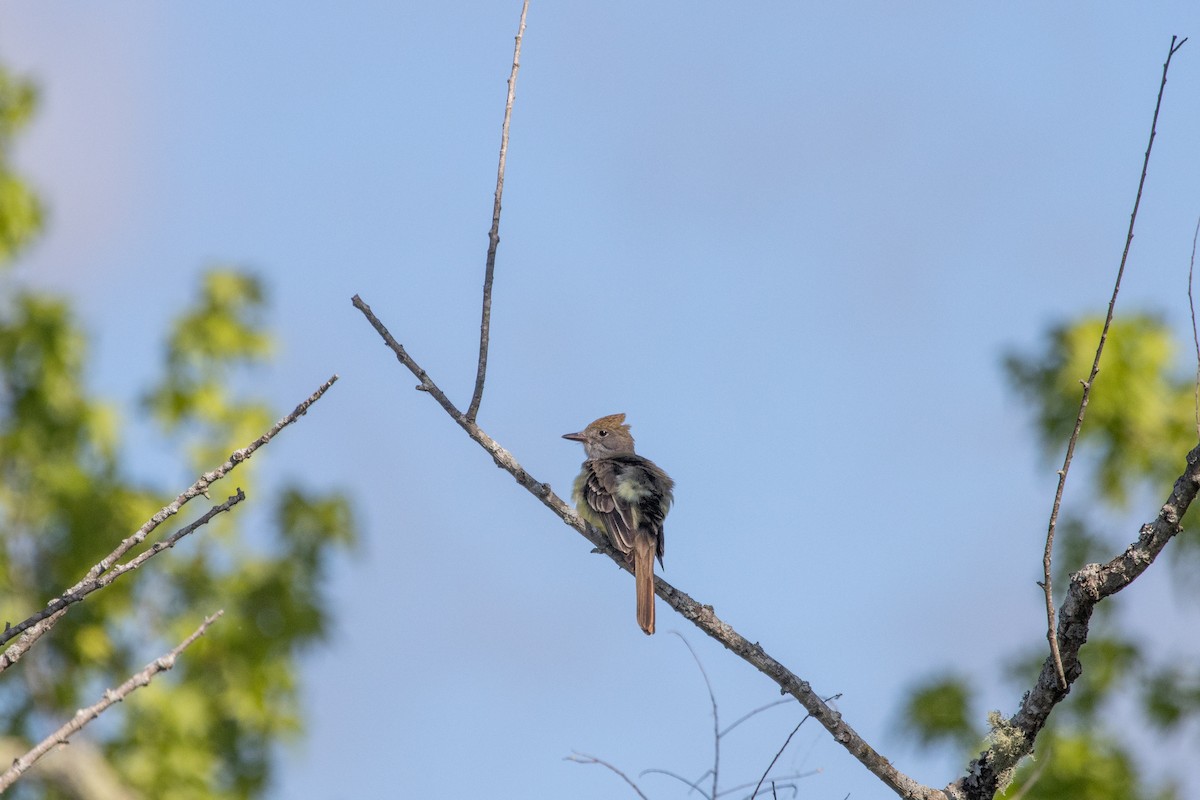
[673,633,720,800]
[0,492,243,672]
[720,699,794,738]
[718,772,817,799]
[1187,215,1200,439]
[565,752,651,800]
[0,375,338,669]
[638,766,710,796]
[352,298,944,800]
[951,441,1200,799]
[1039,34,1185,690]
[467,0,530,423]
[0,611,223,793]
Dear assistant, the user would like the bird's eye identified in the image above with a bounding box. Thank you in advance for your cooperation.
[598,429,608,437]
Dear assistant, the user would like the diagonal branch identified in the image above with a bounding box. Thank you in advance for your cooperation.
[750,712,814,800]
[0,491,243,672]
[467,0,530,423]
[565,752,651,800]
[0,375,338,669]
[352,295,945,800]
[1039,33,1186,690]
[951,441,1200,800]
[0,610,223,793]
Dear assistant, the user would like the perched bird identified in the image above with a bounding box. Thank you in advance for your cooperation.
[563,414,674,635]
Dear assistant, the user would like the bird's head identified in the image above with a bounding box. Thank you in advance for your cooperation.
[562,413,636,459]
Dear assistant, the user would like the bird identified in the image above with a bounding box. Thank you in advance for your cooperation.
[563,413,674,635]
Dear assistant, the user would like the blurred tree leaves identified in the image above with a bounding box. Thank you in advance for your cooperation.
[0,66,42,264]
[898,313,1200,799]
[146,268,275,472]
[0,61,356,799]
[1004,315,1195,507]
[898,674,977,753]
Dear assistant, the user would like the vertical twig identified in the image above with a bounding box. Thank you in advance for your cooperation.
[467,0,530,423]
[674,634,720,800]
[1187,215,1200,439]
[1040,34,1186,689]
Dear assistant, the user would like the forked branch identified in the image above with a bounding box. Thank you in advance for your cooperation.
[352,295,943,800]
[467,0,530,423]
[952,442,1200,799]
[1039,33,1186,690]
[0,375,338,673]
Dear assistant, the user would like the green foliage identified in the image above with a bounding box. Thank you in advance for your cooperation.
[0,66,43,264]
[1004,315,1195,507]
[1142,665,1200,732]
[146,267,275,472]
[900,312,1200,798]
[0,61,357,799]
[897,674,979,752]
[1003,730,1177,800]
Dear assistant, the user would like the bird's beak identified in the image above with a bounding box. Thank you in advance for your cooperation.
[562,431,586,442]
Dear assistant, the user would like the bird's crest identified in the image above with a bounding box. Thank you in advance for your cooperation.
[589,413,630,438]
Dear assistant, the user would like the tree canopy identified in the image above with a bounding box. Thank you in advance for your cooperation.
[0,62,356,800]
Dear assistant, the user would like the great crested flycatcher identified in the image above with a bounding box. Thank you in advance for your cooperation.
[563,414,674,635]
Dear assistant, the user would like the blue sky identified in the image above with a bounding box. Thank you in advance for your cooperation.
[2,4,1200,799]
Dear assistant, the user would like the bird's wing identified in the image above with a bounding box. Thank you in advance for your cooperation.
[622,457,673,565]
[584,460,637,555]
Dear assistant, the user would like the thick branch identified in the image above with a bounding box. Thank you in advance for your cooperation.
[1039,33,1186,690]
[467,0,530,423]
[0,611,223,793]
[353,295,944,800]
[949,442,1200,800]
[0,375,338,670]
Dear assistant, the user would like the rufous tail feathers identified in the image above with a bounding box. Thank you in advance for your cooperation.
[633,534,656,635]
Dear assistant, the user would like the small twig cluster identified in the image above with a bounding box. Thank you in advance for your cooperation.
[565,635,821,800]
[1038,33,1188,692]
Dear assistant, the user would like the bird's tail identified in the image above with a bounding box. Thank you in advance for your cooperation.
[633,534,656,635]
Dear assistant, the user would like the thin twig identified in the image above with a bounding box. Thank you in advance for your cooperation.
[674,633,721,800]
[1003,747,1050,800]
[1187,215,1200,439]
[0,611,223,793]
[565,752,651,800]
[716,772,817,799]
[720,700,794,738]
[1039,34,1185,690]
[0,491,242,662]
[749,716,812,800]
[0,375,338,670]
[352,297,942,800]
[639,767,711,796]
[467,0,530,423]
